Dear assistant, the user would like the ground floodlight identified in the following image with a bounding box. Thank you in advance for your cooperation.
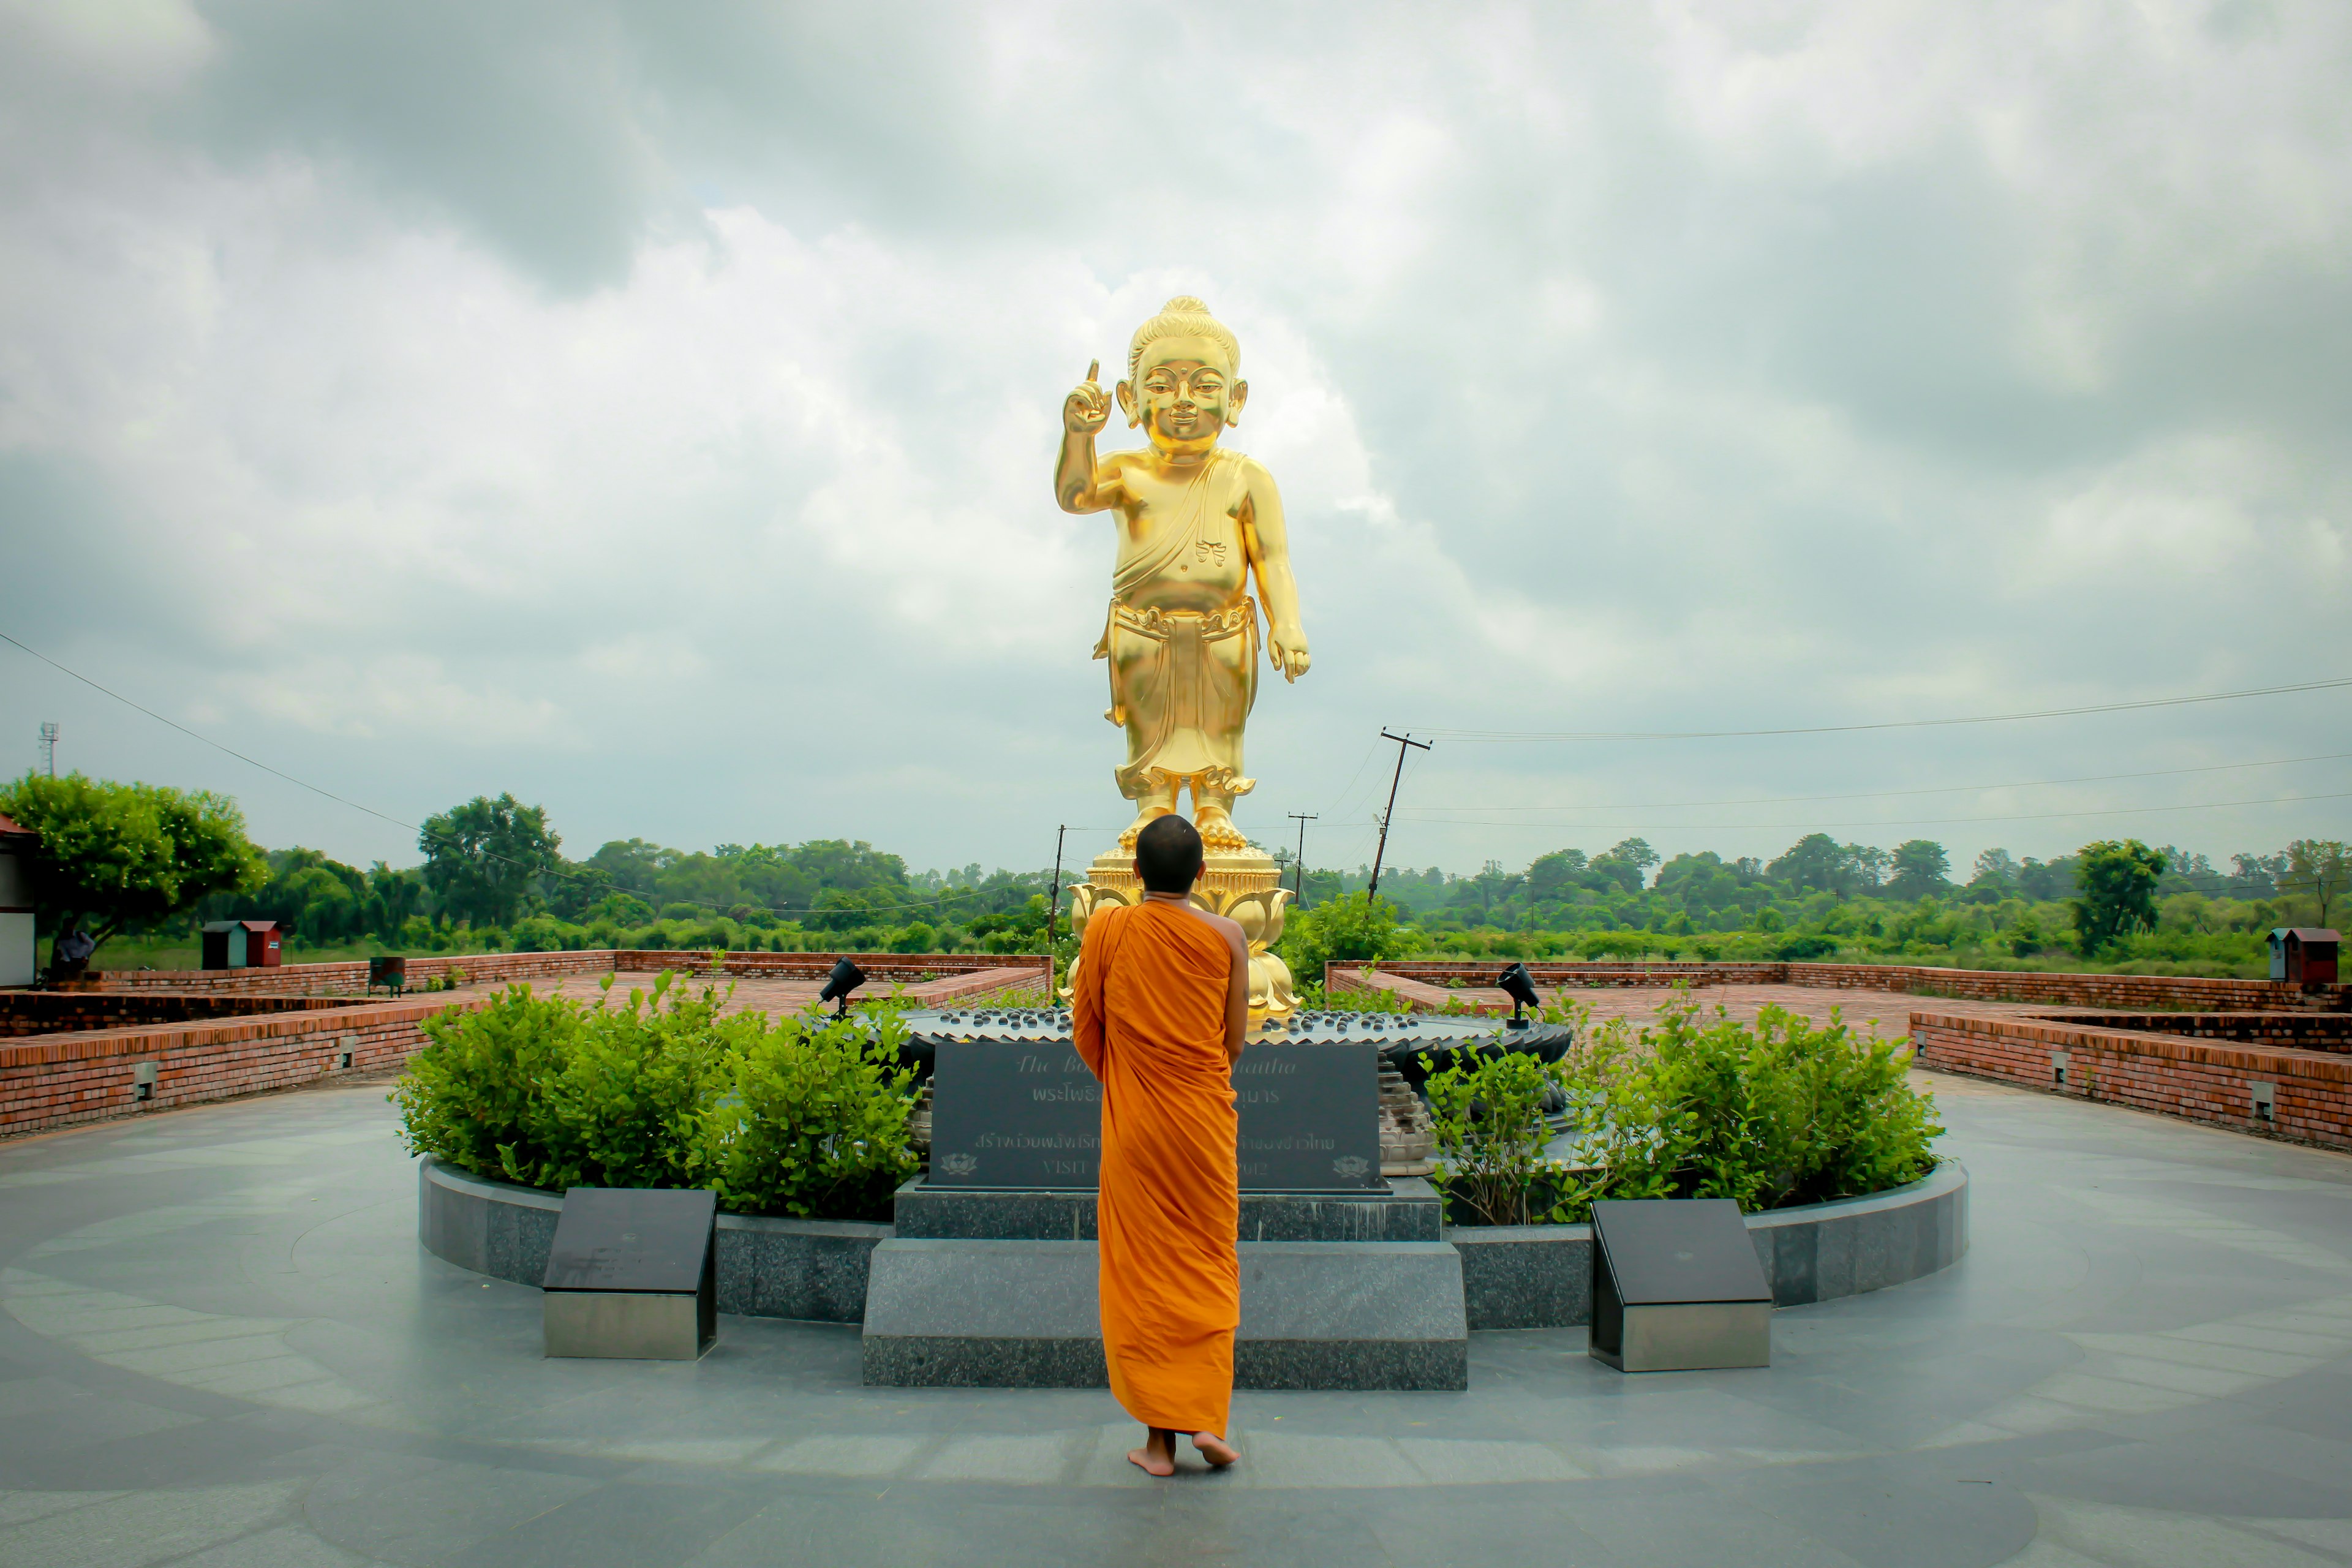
[820,957,867,1018]
[1496,962,1539,1028]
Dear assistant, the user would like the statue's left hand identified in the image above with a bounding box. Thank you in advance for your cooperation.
[1270,627,1311,683]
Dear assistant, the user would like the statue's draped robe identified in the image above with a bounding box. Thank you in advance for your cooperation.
[1071,900,1240,1435]
[1097,451,1259,802]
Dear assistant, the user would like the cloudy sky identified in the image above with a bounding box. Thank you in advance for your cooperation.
[2,1,2346,882]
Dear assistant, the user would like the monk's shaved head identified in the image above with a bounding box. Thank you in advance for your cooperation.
[1134,814,1205,894]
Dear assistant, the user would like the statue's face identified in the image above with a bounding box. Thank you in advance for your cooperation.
[1118,335,1246,454]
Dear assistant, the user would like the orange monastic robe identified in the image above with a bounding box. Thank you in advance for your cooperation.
[1071,900,1240,1436]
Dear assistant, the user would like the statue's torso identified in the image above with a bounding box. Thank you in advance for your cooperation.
[1107,451,1252,615]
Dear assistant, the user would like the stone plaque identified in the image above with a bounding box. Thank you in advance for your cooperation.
[1236,1043,1382,1192]
[928,1041,1102,1189]
[926,1039,1382,1193]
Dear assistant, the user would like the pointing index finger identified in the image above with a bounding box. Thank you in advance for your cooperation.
[1086,360,1099,385]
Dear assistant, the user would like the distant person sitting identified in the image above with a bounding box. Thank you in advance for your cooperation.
[1070,813,1249,1477]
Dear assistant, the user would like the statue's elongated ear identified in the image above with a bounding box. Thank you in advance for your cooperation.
[1227,379,1247,428]
[1115,380,1141,428]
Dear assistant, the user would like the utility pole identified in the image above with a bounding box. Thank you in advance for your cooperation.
[1366,730,1430,899]
[1042,824,1069,989]
[38,722,57,777]
[1287,812,1317,907]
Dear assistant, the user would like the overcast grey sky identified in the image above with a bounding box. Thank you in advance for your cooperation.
[2,1,2346,880]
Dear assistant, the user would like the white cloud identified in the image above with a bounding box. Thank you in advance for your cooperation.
[1,0,2346,875]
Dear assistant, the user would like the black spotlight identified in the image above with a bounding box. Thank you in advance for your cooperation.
[1496,962,1540,1029]
[819,957,867,1019]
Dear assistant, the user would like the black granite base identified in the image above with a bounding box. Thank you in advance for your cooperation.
[1234,1338,1466,1392]
[891,1177,1443,1242]
[862,1336,1108,1389]
[862,1335,1469,1391]
[419,1158,888,1324]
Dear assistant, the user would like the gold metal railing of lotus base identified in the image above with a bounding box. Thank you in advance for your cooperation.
[1068,844,1298,1020]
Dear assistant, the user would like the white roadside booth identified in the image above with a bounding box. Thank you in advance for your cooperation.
[0,813,35,988]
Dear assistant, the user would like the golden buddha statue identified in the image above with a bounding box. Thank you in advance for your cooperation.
[1057,298,1308,1017]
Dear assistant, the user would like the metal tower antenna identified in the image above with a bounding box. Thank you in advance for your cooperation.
[38,722,58,777]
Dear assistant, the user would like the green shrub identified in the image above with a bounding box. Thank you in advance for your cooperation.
[1423,995,1942,1225]
[391,972,918,1219]
[704,1012,918,1221]
[1422,1050,1567,1226]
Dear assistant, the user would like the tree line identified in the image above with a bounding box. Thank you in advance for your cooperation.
[2,771,2343,979]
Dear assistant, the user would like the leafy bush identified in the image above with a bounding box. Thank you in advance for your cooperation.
[391,972,917,1219]
[704,1013,919,1220]
[1422,1050,1565,1226]
[1424,996,1942,1225]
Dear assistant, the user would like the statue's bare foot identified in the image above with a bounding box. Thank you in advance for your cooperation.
[1126,1428,1177,1476]
[1191,1431,1238,1468]
[1193,803,1248,851]
[1118,805,1177,851]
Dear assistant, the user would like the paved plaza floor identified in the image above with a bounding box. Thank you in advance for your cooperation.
[2,1067,2351,1567]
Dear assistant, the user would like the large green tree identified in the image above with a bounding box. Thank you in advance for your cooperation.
[2283,839,2348,928]
[419,794,560,927]
[2070,839,2169,955]
[1886,840,1952,900]
[0,772,265,967]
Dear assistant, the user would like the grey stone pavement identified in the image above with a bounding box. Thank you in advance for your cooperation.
[2,1069,2351,1567]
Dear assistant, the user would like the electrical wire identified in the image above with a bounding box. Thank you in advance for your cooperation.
[1400,752,2352,816]
[1369,789,2352,833]
[0,628,1077,921]
[1422,676,2352,742]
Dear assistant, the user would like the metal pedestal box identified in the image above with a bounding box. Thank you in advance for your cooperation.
[541,1187,717,1361]
[1590,1197,1772,1373]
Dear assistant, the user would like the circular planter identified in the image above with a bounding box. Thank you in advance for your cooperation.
[1447,1159,1969,1330]
[417,1156,888,1324]
[418,1154,1966,1332]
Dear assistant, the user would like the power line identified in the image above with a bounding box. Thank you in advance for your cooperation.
[1401,752,2352,817]
[0,628,1076,923]
[1371,789,2352,834]
[1423,676,2352,742]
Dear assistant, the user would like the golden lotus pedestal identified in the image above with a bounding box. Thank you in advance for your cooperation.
[1067,842,1298,1022]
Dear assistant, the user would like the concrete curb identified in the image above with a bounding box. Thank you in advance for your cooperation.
[422,1155,1966,1332]
[418,1156,888,1324]
[1448,1159,1969,1329]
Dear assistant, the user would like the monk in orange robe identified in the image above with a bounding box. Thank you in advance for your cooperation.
[1071,813,1250,1476]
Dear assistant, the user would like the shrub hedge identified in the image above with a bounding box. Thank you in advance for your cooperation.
[391,972,918,1221]
[1425,996,1942,1226]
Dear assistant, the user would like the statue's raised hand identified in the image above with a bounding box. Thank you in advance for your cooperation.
[1065,360,1111,436]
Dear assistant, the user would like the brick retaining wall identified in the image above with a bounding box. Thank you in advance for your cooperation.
[1911,1011,2352,1152]
[0,995,473,1136]
[0,992,359,1039]
[1333,961,2347,1014]
[72,949,1049,997]
[4,952,1049,1137]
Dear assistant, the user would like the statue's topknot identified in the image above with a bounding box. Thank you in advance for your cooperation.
[1127,296,1240,381]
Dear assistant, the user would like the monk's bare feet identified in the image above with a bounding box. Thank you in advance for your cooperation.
[1126,1427,1177,1477]
[1191,1431,1238,1468]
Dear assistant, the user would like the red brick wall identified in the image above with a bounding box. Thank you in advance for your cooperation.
[0,992,355,1039]
[1328,960,2348,1014]
[0,995,476,1136]
[72,949,614,995]
[1912,1011,2352,1151]
[75,948,1049,997]
[4,953,1050,1137]
[2041,1014,2352,1050]
[1786,963,2346,1013]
